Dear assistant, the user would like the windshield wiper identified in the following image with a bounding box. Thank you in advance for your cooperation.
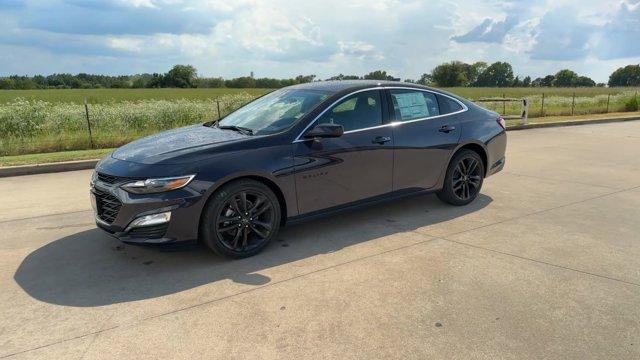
[218,125,254,135]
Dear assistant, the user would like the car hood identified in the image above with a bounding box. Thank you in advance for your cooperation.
[111,124,249,165]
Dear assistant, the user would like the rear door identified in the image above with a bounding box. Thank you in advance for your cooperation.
[388,89,464,190]
[293,90,394,214]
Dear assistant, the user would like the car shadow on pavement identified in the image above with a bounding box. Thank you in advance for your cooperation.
[14,193,491,307]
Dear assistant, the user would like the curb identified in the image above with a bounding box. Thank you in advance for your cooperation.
[506,115,640,131]
[1,115,639,178]
[0,159,98,178]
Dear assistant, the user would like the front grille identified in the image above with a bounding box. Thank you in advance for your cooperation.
[127,223,168,238]
[94,188,122,224]
[97,172,125,184]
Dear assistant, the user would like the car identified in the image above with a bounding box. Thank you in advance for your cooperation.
[91,80,507,258]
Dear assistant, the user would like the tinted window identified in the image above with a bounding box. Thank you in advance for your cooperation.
[437,94,464,114]
[317,90,383,132]
[390,90,439,121]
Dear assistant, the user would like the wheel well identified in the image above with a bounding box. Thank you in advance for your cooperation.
[456,143,488,176]
[243,175,288,226]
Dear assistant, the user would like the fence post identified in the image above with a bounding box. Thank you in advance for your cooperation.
[606,93,610,113]
[571,92,575,116]
[216,99,221,120]
[541,93,545,117]
[84,98,95,149]
[502,93,506,115]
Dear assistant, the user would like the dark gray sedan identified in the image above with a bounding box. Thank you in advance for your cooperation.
[92,80,506,258]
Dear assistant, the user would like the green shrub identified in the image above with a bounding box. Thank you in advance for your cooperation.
[625,95,638,111]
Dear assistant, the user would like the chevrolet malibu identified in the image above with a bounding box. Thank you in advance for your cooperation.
[91,81,506,258]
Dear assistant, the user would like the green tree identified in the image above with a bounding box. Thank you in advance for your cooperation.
[523,76,531,87]
[295,75,316,83]
[328,74,360,80]
[363,70,396,81]
[532,75,555,87]
[430,61,470,87]
[542,75,555,87]
[511,76,522,87]
[416,73,433,86]
[475,62,514,87]
[163,64,197,88]
[608,64,640,86]
[145,73,163,88]
[574,76,595,87]
[0,78,14,90]
[467,61,487,86]
[553,69,578,87]
[225,76,256,88]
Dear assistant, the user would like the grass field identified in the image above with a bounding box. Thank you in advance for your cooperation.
[0,86,638,157]
[0,88,270,104]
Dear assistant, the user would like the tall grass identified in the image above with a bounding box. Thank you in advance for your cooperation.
[1,87,639,157]
[0,88,271,104]
[0,94,255,156]
[476,91,638,118]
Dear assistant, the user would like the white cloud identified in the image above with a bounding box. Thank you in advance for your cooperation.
[0,0,639,82]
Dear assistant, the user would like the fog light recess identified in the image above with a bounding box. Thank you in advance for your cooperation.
[127,212,171,230]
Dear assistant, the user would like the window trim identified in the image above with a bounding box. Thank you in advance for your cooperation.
[293,86,468,143]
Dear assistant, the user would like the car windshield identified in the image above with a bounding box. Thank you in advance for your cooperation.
[217,88,332,135]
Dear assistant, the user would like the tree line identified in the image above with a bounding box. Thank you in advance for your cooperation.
[411,62,640,88]
[1,63,639,90]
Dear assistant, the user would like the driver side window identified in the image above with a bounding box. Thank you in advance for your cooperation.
[316,90,383,132]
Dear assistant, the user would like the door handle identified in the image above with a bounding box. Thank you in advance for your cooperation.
[372,136,391,145]
[439,125,456,133]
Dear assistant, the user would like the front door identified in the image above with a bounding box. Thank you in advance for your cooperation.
[293,90,394,214]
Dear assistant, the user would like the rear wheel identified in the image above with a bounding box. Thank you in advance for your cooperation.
[201,179,280,258]
[437,149,484,206]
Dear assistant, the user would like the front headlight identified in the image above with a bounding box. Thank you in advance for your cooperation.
[121,175,195,194]
[90,171,97,186]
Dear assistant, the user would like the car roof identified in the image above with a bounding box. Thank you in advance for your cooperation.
[288,80,433,93]
[287,80,469,106]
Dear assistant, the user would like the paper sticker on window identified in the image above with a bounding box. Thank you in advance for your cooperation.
[393,92,429,120]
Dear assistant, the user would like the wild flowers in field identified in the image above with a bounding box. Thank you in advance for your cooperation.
[0,94,256,155]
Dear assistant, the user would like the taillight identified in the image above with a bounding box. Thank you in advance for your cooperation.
[497,116,506,130]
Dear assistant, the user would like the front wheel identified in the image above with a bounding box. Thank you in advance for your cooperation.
[437,149,484,206]
[201,179,281,258]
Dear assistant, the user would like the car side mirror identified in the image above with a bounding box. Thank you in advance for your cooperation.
[304,123,344,139]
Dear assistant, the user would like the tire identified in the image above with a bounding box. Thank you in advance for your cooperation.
[437,149,485,206]
[201,179,281,259]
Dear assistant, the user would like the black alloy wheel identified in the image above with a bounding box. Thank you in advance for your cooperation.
[437,149,484,206]
[202,179,280,258]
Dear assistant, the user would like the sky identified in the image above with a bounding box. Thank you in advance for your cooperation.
[0,0,639,82]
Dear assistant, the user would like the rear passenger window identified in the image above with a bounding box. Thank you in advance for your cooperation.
[437,94,464,114]
[390,90,439,121]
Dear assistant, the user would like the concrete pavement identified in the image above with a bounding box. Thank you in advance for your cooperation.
[1,121,639,359]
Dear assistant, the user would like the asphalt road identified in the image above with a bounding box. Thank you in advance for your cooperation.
[1,122,639,359]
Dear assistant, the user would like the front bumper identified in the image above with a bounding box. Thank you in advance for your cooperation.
[91,178,204,245]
